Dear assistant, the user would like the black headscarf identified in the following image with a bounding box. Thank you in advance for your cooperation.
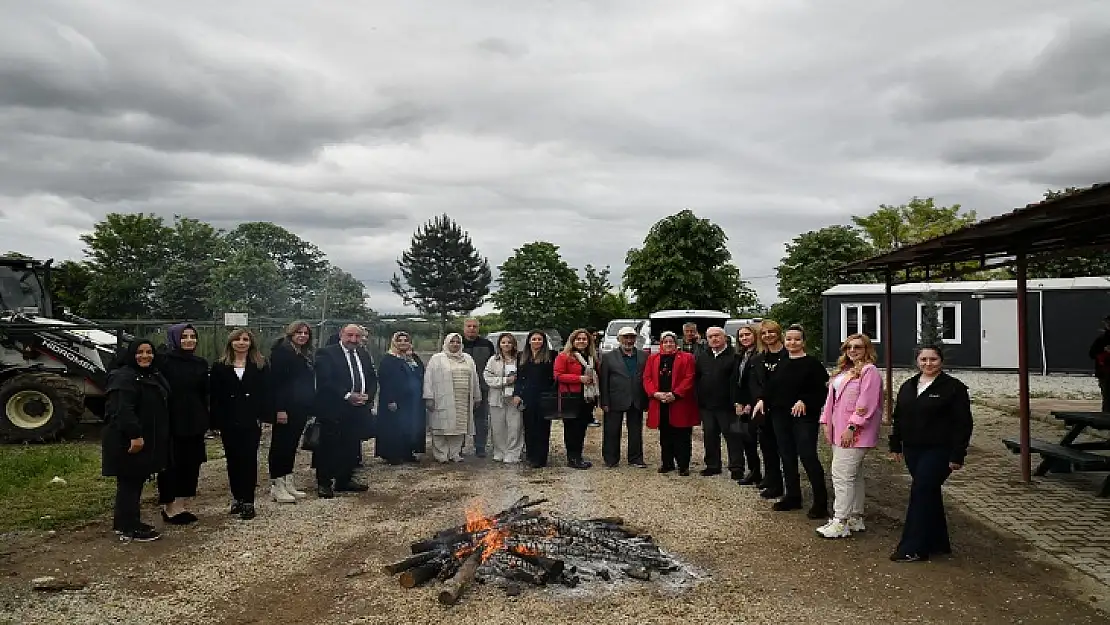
[108,338,169,395]
[120,338,158,371]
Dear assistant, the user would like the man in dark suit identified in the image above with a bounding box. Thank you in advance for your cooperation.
[696,326,742,478]
[313,324,377,497]
[599,326,649,468]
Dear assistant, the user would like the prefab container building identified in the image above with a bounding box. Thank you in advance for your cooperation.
[821,277,1110,373]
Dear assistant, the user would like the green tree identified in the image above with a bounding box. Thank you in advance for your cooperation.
[318,265,372,319]
[80,213,172,318]
[390,214,492,334]
[580,264,616,331]
[491,242,584,333]
[225,222,327,316]
[152,217,227,320]
[918,291,943,348]
[50,260,93,316]
[774,225,875,355]
[1023,187,1110,278]
[598,289,637,322]
[207,247,290,318]
[852,197,977,253]
[623,210,758,315]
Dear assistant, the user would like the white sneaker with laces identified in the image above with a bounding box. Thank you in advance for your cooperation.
[283,474,307,498]
[270,478,296,504]
[847,516,866,532]
[816,518,851,539]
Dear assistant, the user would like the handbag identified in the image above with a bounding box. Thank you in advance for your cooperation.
[546,389,584,420]
[301,416,322,451]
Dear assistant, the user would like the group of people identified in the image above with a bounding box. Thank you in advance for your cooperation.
[101,314,974,564]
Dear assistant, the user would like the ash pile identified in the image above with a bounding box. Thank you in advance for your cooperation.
[383,496,697,604]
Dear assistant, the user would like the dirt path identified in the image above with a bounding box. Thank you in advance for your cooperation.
[1,423,1106,624]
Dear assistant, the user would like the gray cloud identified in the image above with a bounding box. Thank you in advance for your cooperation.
[2,0,1109,312]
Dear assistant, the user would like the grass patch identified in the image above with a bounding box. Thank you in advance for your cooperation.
[0,442,114,531]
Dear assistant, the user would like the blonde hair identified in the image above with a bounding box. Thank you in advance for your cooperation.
[563,328,598,361]
[220,328,266,367]
[757,319,783,349]
[736,323,764,354]
[835,333,877,379]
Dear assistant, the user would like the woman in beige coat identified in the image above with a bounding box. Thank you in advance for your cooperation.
[423,333,482,463]
[483,332,524,464]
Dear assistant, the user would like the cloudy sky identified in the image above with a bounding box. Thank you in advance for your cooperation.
[2,0,1109,313]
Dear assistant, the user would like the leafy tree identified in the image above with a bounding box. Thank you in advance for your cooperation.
[623,210,758,316]
[918,291,943,348]
[50,260,93,316]
[1023,187,1110,278]
[225,222,327,316]
[390,214,492,334]
[580,264,617,331]
[774,225,875,355]
[80,213,172,318]
[207,246,290,318]
[598,289,637,322]
[152,217,227,320]
[852,197,977,253]
[317,265,372,320]
[491,242,584,334]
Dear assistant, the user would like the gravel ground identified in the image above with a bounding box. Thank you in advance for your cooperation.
[2,392,1107,625]
[885,369,1102,400]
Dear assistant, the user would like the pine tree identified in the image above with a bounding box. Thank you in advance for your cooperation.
[390,215,492,335]
[918,291,943,349]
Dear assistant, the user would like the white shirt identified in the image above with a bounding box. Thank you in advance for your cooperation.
[344,346,367,396]
[917,375,936,396]
[234,366,245,381]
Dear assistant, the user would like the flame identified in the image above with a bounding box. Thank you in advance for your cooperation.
[511,544,540,556]
[456,501,508,562]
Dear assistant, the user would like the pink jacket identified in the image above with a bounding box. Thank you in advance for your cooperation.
[819,363,883,448]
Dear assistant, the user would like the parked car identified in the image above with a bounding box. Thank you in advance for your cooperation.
[600,319,646,353]
[640,309,730,354]
[485,330,564,353]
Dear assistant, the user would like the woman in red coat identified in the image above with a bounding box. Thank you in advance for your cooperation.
[644,331,698,475]
[553,329,600,469]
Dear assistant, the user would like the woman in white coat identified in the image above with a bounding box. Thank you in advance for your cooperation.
[423,333,482,463]
[483,332,524,464]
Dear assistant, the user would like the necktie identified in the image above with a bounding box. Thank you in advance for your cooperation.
[348,348,363,394]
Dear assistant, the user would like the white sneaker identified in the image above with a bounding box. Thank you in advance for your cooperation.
[816,518,851,539]
[283,475,307,498]
[816,518,836,532]
[847,516,866,532]
[270,478,296,504]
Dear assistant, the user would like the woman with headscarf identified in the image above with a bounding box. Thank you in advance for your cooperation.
[154,323,209,525]
[102,339,171,542]
[267,321,316,503]
[423,333,481,463]
[643,331,698,475]
[376,331,427,465]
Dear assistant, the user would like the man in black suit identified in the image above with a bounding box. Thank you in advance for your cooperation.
[313,324,377,497]
[696,326,742,478]
[599,326,649,468]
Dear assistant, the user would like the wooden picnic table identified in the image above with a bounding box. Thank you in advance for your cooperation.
[1002,411,1110,497]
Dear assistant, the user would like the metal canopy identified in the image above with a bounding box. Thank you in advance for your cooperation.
[836,182,1110,487]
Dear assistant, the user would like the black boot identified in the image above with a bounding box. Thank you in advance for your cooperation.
[738,472,762,486]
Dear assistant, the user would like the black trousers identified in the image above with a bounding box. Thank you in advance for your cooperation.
[770,409,827,505]
[221,425,261,504]
[898,446,953,557]
[757,418,782,488]
[659,409,693,471]
[156,434,205,504]
[1100,377,1110,413]
[522,406,551,466]
[701,407,745,472]
[472,393,490,453]
[741,420,762,477]
[563,402,592,461]
[113,474,148,532]
[268,410,309,478]
[602,408,644,466]
[314,416,361,484]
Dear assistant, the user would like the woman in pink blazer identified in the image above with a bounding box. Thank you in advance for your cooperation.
[817,333,883,539]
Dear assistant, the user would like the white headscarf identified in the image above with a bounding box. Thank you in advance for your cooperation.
[442,332,466,362]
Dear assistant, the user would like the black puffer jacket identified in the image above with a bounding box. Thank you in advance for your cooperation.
[101,366,171,478]
[889,372,974,464]
[155,348,210,437]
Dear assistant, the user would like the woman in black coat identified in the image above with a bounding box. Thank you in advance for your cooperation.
[376,331,427,464]
[155,323,209,525]
[730,323,763,485]
[889,345,974,563]
[102,339,170,542]
[267,322,316,503]
[210,329,272,521]
[513,331,556,469]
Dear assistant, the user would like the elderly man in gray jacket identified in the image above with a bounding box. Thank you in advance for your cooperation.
[599,326,649,468]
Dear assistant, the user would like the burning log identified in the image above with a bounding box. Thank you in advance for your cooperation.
[399,556,450,588]
[437,546,486,605]
[507,547,565,580]
[382,550,443,575]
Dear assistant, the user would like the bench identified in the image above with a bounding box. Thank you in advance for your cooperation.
[1002,438,1110,473]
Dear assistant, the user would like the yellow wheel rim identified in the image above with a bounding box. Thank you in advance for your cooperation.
[5,390,54,430]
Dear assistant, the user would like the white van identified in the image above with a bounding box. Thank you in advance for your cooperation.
[600,319,646,353]
[724,318,763,344]
[640,309,730,355]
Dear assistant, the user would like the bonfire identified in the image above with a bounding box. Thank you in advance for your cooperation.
[382,496,686,604]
